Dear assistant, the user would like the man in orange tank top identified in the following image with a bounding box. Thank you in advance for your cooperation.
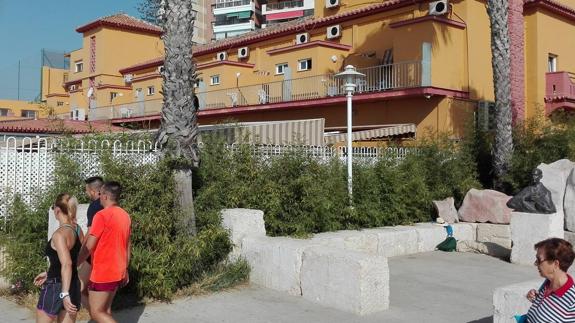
[78,181,131,323]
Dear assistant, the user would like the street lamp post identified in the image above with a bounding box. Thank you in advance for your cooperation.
[335,65,365,204]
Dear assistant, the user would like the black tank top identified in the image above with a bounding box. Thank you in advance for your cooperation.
[46,224,81,279]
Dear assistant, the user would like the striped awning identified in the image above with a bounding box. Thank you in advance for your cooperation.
[198,118,325,146]
[324,123,416,144]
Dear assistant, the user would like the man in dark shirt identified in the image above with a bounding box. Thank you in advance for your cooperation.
[79,176,104,310]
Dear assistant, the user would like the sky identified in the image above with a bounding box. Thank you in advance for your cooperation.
[0,0,145,101]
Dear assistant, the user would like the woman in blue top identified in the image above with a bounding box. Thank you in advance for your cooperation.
[34,193,84,323]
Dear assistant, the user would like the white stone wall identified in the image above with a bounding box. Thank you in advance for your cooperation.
[493,280,542,323]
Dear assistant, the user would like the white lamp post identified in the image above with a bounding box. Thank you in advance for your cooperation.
[335,65,365,203]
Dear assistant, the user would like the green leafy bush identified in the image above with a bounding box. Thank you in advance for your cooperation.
[2,144,234,301]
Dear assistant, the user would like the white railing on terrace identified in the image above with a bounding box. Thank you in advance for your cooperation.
[89,99,163,121]
[198,60,423,109]
[214,0,251,8]
[87,61,424,121]
[266,0,304,10]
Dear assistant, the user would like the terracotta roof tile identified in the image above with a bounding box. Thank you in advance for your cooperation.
[524,0,575,20]
[76,13,163,35]
[0,118,128,134]
[120,57,165,74]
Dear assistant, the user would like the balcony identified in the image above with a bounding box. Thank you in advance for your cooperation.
[88,99,163,121]
[545,71,575,114]
[213,20,256,34]
[198,61,424,109]
[213,0,255,16]
[262,0,313,18]
[88,61,426,121]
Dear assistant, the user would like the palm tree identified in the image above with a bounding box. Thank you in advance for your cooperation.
[156,0,199,235]
[487,0,513,188]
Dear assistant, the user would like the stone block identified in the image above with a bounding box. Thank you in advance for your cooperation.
[493,280,542,323]
[477,223,512,249]
[564,168,575,231]
[451,223,477,241]
[458,189,513,224]
[510,212,564,265]
[412,224,447,252]
[433,197,459,223]
[221,208,266,258]
[300,246,389,315]
[310,230,378,254]
[242,236,311,296]
[538,159,574,214]
[362,227,419,257]
[564,231,575,247]
[48,204,89,240]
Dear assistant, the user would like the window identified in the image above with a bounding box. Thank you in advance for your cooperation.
[548,54,557,72]
[275,63,288,75]
[57,101,64,106]
[0,108,9,116]
[210,75,220,85]
[21,110,37,118]
[135,88,143,98]
[147,86,155,96]
[298,59,312,71]
[110,92,119,102]
[75,61,84,73]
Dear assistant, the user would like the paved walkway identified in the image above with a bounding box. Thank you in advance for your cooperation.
[1,252,540,323]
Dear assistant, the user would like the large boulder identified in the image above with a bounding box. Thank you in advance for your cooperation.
[538,159,575,216]
[433,197,459,223]
[564,168,575,231]
[458,189,513,224]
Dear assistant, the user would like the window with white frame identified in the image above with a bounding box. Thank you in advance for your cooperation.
[110,92,119,102]
[548,54,557,72]
[21,110,37,118]
[298,59,312,71]
[210,75,220,85]
[75,61,84,73]
[0,108,9,116]
[275,63,288,75]
[147,86,155,96]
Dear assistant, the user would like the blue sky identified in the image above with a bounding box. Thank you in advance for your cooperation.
[0,0,145,101]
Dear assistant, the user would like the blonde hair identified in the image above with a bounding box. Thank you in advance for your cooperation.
[54,193,78,223]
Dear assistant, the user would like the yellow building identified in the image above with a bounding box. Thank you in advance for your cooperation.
[44,1,575,142]
[0,100,45,121]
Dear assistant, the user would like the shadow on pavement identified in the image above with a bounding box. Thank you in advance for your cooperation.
[467,316,492,323]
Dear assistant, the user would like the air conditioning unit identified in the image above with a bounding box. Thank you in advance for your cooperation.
[325,0,339,8]
[326,25,341,39]
[296,33,309,45]
[124,74,133,83]
[238,47,249,59]
[157,66,165,74]
[429,0,448,15]
[216,51,227,61]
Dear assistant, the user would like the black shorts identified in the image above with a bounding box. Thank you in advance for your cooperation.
[37,277,81,316]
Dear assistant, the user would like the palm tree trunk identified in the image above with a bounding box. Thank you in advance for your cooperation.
[487,0,514,187]
[156,0,199,235]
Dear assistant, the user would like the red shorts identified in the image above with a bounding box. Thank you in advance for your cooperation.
[88,280,122,292]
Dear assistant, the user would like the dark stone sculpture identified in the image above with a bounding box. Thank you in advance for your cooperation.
[506,169,556,214]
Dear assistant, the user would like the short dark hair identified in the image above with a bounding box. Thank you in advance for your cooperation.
[85,176,104,189]
[101,181,122,202]
[535,238,575,272]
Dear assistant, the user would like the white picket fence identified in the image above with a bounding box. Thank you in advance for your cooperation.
[0,136,413,220]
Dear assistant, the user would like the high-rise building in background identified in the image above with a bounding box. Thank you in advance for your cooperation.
[193,0,214,44]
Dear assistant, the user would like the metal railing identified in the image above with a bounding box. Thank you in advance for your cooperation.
[198,60,423,109]
[214,0,251,8]
[266,0,304,10]
[88,99,163,121]
[88,61,424,120]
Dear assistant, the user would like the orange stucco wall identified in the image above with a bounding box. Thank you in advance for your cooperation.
[0,100,45,120]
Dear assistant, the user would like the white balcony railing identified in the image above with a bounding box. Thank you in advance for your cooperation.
[88,61,425,121]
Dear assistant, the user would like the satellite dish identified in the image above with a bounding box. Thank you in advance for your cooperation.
[87,87,94,98]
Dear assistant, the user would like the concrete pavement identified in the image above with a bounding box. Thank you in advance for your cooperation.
[1,251,540,323]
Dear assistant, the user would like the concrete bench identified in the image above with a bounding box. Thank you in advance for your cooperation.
[493,280,541,323]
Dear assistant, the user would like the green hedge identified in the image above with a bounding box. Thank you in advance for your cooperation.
[195,134,480,237]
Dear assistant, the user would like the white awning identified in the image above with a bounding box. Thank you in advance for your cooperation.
[324,123,416,144]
